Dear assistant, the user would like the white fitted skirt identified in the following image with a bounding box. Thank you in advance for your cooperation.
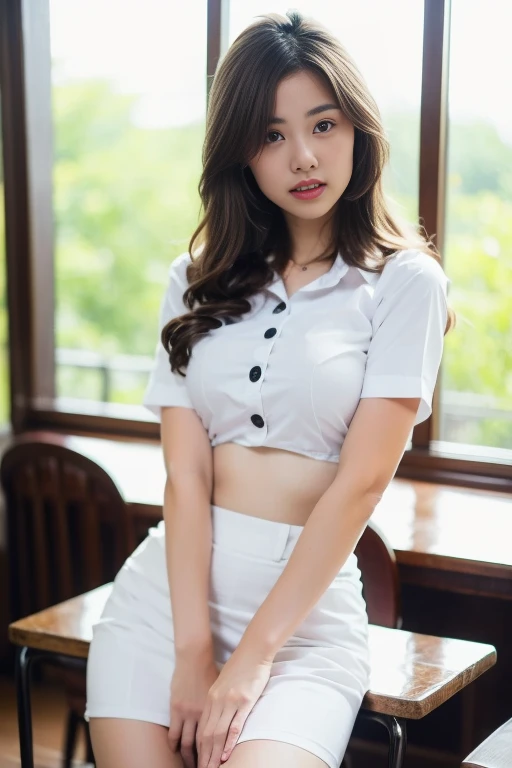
[85,504,371,768]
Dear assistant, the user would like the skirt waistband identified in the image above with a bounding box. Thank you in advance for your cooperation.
[211,504,305,562]
[154,504,359,573]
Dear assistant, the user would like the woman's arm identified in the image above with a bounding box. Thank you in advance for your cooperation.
[161,405,215,659]
[235,395,420,662]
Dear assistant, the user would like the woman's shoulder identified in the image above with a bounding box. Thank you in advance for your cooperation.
[168,251,193,278]
[165,252,199,301]
[376,248,449,297]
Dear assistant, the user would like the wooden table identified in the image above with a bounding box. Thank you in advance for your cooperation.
[9,584,497,768]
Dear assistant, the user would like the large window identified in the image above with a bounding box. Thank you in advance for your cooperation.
[2,0,511,488]
[439,0,512,451]
[49,0,206,413]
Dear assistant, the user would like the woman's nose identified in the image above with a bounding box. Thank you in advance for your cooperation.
[291,140,318,171]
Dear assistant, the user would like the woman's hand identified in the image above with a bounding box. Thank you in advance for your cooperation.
[168,651,221,768]
[196,650,273,768]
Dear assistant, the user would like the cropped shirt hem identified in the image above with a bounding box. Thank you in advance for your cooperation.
[268,443,340,463]
[212,439,340,463]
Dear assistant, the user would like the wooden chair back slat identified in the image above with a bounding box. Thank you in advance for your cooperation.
[0,434,134,623]
[355,519,402,629]
[28,462,52,611]
[50,457,74,600]
[13,473,31,619]
[78,471,104,592]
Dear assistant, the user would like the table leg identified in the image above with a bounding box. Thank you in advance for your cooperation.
[358,711,408,768]
[15,646,36,768]
[15,647,88,768]
[385,716,407,768]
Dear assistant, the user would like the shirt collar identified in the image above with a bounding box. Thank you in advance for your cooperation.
[266,250,380,299]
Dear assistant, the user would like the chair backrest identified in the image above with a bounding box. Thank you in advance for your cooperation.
[354,519,402,629]
[0,432,135,622]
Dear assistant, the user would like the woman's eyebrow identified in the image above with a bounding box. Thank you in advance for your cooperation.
[268,103,341,125]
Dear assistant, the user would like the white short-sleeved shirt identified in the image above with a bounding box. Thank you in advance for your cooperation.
[143,248,449,463]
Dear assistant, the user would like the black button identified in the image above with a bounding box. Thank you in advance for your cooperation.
[251,414,264,428]
[264,328,277,338]
[273,301,287,313]
[249,366,261,382]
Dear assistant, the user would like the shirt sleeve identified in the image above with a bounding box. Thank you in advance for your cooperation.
[142,252,195,420]
[359,249,450,426]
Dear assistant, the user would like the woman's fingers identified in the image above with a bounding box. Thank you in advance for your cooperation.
[197,697,222,768]
[180,719,199,768]
[168,710,199,768]
[205,702,239,767]
[220,704,252,762]
[167,711,184,754]
[196,698,211,764]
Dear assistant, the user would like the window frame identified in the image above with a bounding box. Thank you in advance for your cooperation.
[1,0,511,493]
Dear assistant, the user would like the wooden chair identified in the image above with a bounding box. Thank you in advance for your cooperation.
[1,433,135,768]
[460,717,512,767]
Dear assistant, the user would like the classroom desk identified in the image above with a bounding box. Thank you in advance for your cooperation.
[35,432,510,603]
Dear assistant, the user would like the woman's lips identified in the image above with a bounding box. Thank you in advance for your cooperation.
[290,184,326,200]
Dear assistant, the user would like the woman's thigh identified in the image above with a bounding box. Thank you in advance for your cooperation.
[226,739,331,767]
[89,718,185,768]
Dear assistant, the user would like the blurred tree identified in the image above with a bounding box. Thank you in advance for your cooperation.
[53,80,204,361]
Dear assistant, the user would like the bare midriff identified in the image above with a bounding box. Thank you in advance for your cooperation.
[211,443,338,526]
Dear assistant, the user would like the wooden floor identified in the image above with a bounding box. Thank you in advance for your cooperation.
[0,675,90,768]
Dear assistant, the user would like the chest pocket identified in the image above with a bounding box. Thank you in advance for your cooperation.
[307,323,372,440]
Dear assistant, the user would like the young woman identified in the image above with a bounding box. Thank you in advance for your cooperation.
[85,11,454,768]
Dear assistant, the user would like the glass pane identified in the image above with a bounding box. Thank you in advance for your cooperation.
[0,88,8,428]
[227,0,424,220]
[49,0,206,412]
[439,0,512,451]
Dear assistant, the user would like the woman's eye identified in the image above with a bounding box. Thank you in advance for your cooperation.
[314,119,335,133]
[265,120,335,143]
[265,130,282,143]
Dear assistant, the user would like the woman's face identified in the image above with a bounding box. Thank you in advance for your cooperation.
[248,69,355,225]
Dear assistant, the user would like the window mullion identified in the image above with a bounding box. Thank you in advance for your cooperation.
[22,0,55,411]
[5,0,55,434]
[0,0,35,433]
[413,0,451,449]
[207,0,223,102]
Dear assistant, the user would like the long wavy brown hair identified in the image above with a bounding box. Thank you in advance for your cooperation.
[163,10,455,376]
